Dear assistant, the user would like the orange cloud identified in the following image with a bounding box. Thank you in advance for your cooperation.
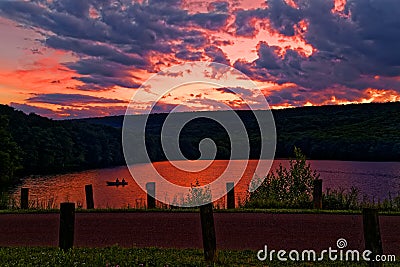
[181,0,267,14]
[284,0,298,9]
[215,17,314,63]
[333,0,346,13]
[267,87,400,108]
[0,52,81,99]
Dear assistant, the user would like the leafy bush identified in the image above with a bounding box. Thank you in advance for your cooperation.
[323,187,361,210]
[245,147,319,209]
[245,149,400,211]
[171,180,212,207]
[0,191,9,209]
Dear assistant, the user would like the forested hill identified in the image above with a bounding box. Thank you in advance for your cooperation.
[1,102,400,187]
[80,102,400,162]
[0,105,124,187]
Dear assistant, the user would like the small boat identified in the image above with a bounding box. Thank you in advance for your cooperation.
[106,181,128,186]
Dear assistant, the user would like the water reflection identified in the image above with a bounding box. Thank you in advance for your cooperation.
[10,160,400,208]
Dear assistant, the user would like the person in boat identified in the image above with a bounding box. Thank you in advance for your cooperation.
[122,178,126,184]
[115,178,120,184]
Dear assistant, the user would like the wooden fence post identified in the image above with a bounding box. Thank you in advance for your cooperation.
[200,203,217,263]
[226,182,235,209]
[21,188,29,209]
[85,184,94,209]
[313,179,322,209]
[362,208,383,267]
[59,202,75,251]
[146,182,156,209]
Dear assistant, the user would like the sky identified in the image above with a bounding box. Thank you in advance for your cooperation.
[0,0,400,119]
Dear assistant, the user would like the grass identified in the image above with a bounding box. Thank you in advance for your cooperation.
[2,207,400,216]
[0,246,398,267]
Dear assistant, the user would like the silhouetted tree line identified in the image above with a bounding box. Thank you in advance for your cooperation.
[1,101,400,187]
[0,105,124,188]
[83,102,400,163]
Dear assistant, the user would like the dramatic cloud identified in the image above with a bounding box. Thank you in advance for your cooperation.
[27,93,126,106]
[151,102,179,113]
[205,46,230,65]
[233,8,268,36]
[234,0,400,96]
[0,0,213,90]
[10,102,59,118]
[2,0,400,117]
[46,36,149,67]
[11,102,128,119]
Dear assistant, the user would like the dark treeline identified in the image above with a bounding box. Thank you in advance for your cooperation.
[83,102,400,162]
[0,105,124,188]
[273,102,400,161]
[1,102,400,187]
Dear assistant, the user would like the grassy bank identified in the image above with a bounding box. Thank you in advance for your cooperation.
[0,246,397,267]
[1,207,400,216]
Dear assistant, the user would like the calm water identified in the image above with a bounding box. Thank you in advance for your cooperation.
[10,160,400,208]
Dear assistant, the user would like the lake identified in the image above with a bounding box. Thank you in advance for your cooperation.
[10,160,400,209]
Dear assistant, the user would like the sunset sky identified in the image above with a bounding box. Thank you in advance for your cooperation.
[0,0,399,119]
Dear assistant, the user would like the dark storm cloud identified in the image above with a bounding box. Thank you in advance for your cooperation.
[10,102,58,118]
[2,0,400,101]
[267,0,301,36]
[76,75,141,90]
[65,58,141,90]
[151,102,179,113]
[255,44,281,70]
[191,12,229,30]
[185,97,233,110]
[266,87,308,106]
[215,87,255,97]
[233,8,268,36]
[0,0,109,42]
[158,70,184,77]
[66,59,132,78]
[0,0,224,90]
[58,105,128,118]
[27,93,126,106]
[182,31,208,48]
[176,49,203,61]
[11,102,127,119]
[267,85,372,106]
[234,0,400,95]
[205,46,230,65]
[307,0,400,85]
[46,36,148,67]
[209,1,230,13]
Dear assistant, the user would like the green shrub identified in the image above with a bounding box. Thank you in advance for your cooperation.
[171,179,212,207]
[323,187,361,210]
[245,147,319,209]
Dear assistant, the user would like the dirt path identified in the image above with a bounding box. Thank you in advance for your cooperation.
[0,212,399,254]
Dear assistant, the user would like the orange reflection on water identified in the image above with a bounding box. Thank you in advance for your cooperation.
[10,160,400,209]
[11,160,263,209]
[152,159,259,187]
